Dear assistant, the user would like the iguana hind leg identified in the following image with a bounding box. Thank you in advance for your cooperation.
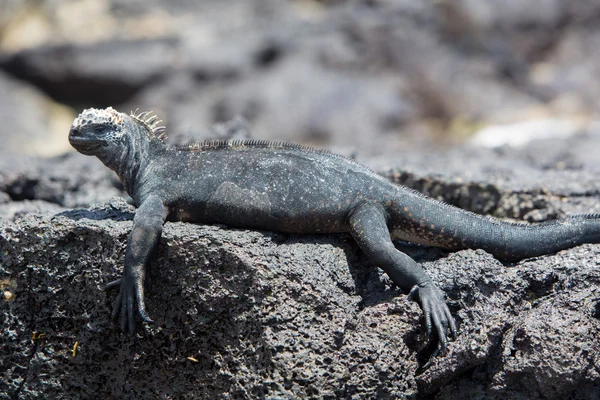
[348,202,457,353]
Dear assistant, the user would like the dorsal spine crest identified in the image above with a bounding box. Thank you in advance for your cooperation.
[130,109,167,141]
[182,139,382,175]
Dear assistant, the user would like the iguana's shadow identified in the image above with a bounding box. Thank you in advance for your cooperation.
[280,233,451,369]
[57,207,134,222]
[275,233,449,308]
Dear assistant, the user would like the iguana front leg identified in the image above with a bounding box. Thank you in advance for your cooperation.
[348,202,457,354]
[104,195,168,333]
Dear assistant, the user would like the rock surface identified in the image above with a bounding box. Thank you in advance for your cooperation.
[1,196,599,399]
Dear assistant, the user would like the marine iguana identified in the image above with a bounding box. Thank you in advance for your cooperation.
[69,107,600,355]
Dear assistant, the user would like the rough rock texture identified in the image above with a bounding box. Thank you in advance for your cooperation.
[1,198,599,399]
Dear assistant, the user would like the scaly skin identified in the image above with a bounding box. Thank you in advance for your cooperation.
[69,107,600,356]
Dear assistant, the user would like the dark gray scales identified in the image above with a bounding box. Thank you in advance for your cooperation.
[68,107,600,359]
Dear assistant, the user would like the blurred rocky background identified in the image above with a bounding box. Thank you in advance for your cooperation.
[3,0,600,219]
[2,0,600,155]
[1,1,600,399]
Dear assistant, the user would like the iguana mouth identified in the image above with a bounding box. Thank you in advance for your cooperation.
[68,132,103,153]
[68,134,89,142]
[68,134,94,144]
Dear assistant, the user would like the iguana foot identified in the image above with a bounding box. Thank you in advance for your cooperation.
[408,284,457,357]
[104,274,153,334]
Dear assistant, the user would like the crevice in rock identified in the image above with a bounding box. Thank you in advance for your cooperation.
[254,42,284,68]
[12,339,39,400]
[593,301,600,320]
[523,272,558,302]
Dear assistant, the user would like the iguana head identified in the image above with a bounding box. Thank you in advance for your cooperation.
[69,107,127,156]
[69,107,166,186]
[69,107,165,154]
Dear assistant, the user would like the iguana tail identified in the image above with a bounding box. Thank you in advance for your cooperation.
[389,189,600,260]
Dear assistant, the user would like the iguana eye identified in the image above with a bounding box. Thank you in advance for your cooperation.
[94,126,107,134]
